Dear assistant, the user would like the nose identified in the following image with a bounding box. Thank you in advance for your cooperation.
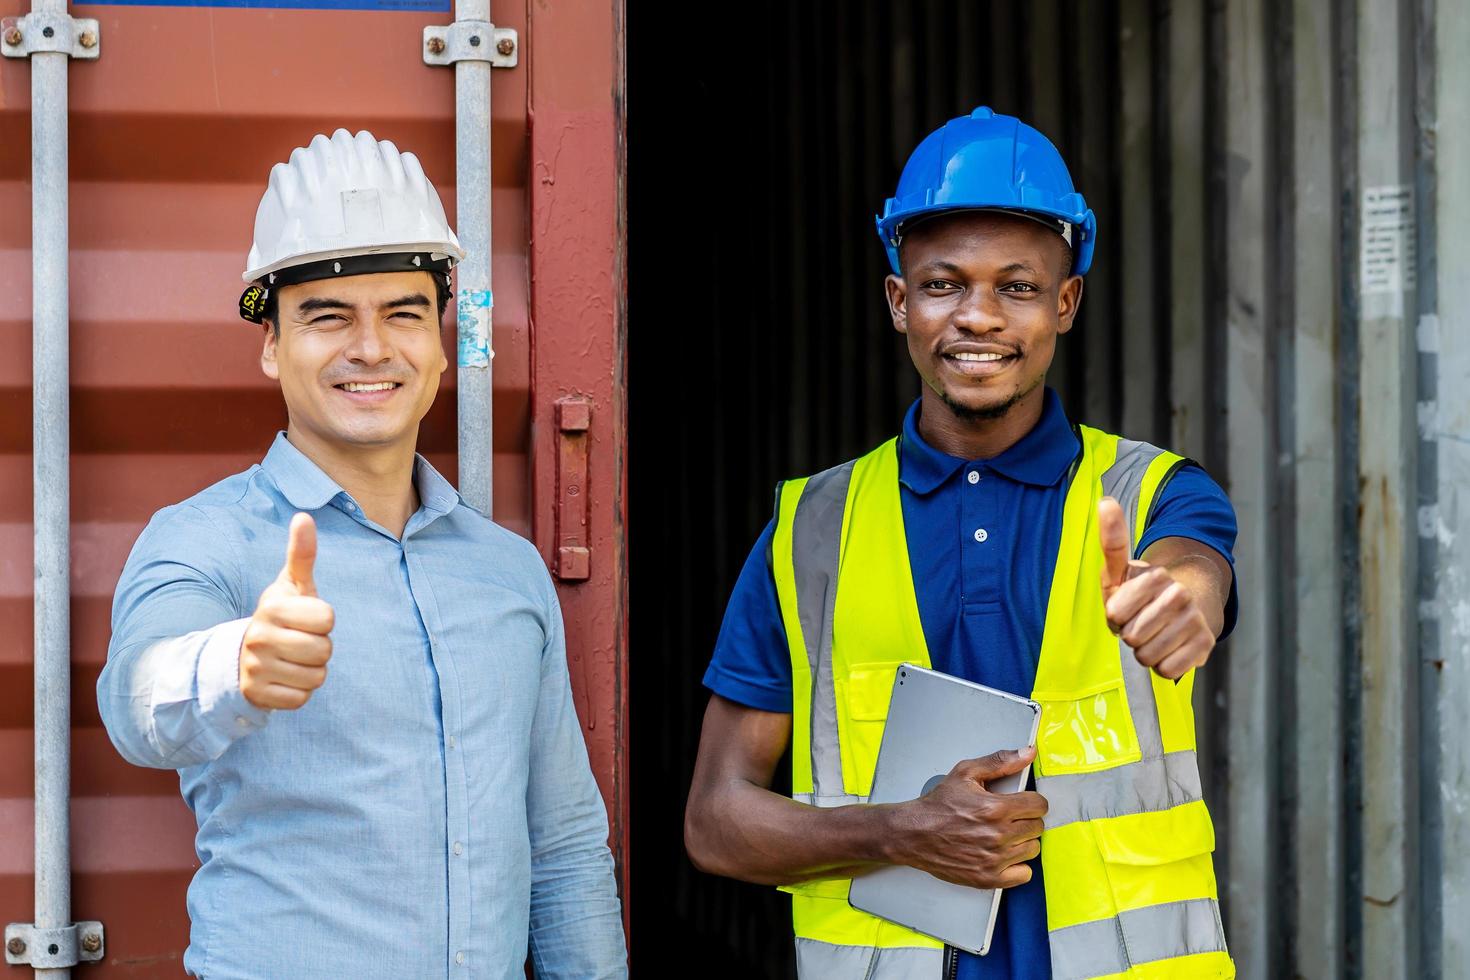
[952,286,1006,335]
[342,317,393,366]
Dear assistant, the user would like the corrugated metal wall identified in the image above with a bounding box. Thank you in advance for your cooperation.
[631,0,1470,976]
[0,0,629,969]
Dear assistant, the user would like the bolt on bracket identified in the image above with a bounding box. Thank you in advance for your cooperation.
[1,11,100,59]
[422,21,516,67]
[4,922,105,968]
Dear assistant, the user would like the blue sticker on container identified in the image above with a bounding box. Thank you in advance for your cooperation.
[85,0,447,10]
[457,288,493,368]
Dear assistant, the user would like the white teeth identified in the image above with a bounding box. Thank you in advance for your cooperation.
[952,351,1005,362]
[341,382,398,392]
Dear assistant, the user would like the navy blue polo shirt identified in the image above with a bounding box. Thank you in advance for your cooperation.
[702,388,1238,980]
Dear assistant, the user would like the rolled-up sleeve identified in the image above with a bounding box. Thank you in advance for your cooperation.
[98,504,270,770]
[524,579,628,978]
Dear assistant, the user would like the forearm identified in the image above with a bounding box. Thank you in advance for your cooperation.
[1154,554,1227,637]
[685,774,898,886]
[98,618,267,769]
[528,816,627,979]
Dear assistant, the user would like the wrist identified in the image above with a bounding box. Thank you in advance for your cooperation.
[860,801,909,865]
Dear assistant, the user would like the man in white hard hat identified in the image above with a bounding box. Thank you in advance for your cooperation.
[98,130,628,978]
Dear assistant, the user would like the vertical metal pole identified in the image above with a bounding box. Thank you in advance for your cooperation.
[31,0,71,976]
[454,0,493,516]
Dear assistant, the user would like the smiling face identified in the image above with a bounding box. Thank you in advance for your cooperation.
[261,270,448,455]
[886,210,1082,423]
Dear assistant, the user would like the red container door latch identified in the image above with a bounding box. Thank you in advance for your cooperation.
[554,397,592,581]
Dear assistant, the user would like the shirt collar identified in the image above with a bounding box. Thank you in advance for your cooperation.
[261,432,462,516]
[899,387,1081,494]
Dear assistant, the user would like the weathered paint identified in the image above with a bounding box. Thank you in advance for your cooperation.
[0,0,626,970]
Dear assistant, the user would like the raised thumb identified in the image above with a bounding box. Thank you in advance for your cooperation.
[1098,497,1131,593]
[281,512,318,596]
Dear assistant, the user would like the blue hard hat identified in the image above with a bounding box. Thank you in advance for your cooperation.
[876,106,1096,276]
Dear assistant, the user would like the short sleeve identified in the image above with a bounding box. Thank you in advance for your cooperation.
[701,520,795,713]
[1137,463,1240,641]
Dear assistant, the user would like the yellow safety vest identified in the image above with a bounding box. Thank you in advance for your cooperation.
[771,426,1234,980]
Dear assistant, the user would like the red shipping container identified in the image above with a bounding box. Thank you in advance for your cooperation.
[0,0,627,970]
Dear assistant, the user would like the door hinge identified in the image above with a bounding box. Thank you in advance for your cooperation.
[553,397,592,582]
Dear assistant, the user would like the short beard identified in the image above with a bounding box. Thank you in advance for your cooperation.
[938,373,1043,422]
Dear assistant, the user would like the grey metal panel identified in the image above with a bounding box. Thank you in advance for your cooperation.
[1167,0,1209,461]
[1353,0,1421,975]
[1221,0,1276,975]
[1289,0,1347,974]
[1429,0,1468,974]
[1118,0,1160,441]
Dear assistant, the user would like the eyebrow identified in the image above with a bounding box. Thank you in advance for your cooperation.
[912,260,1043,277]
[995,261,1041,276]
[294,293,432,315]
[382,294,432,310]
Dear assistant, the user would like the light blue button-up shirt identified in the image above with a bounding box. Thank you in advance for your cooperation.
[98,434,627,979]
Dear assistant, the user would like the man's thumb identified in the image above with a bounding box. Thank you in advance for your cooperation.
[282,512,317,595]
[963,746,1036,785]
[1098,497,1131,592]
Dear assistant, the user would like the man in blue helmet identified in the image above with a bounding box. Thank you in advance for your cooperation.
[684,107,1236,978]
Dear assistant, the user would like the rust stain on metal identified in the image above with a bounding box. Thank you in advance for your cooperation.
[427,36,445,55]
[6,936,24,956]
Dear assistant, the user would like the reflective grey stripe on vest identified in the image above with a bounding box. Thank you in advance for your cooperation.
[1049,898,1229,980]
[1039,749,1203,829]
[1036,439,1201,830]
[788,459,858,803]
[795,937,943,980]
[793,792,869,806]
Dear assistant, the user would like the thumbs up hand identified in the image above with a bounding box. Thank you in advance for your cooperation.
[1098,497,1214,680]
[240,513,336,710]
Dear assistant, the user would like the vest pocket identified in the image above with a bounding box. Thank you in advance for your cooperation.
[1092,803,1226,965]
[1033,679,1143,776]
[834,662,901,798]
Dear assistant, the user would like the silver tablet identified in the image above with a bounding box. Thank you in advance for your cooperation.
[847,663,1041,955]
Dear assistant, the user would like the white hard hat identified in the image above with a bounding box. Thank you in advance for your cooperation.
[242,129,465,286]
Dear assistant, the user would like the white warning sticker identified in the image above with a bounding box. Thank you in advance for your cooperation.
[1361,184,1416,296]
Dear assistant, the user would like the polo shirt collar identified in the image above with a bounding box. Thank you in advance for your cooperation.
[261,432,462,516]
[899,387,1081,494]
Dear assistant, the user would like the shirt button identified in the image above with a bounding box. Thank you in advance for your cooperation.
[967,471,980,485]
[974,528,989,543]
[455,951,465,965]
[453,841,464,855]
[236,716,250,728]
[447,735,457,749]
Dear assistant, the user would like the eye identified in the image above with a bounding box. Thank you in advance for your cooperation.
[1000,281,1040,294]
[309,314,348,324]
[389,310,424,321]
[921,280,960,292]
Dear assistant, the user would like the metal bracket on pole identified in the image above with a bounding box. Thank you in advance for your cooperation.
[0,11,99,59]
[421,21,516,67]
[4,922,104,968]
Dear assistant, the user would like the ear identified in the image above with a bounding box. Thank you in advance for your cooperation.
[261,322,280,380]
[1056,275,1084,336]
[885,274,909,335]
